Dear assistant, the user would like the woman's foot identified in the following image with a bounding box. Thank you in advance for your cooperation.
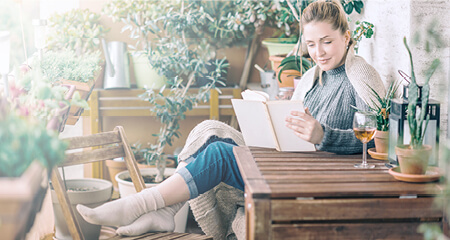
[116,202,185,236]
[76,187,165,227]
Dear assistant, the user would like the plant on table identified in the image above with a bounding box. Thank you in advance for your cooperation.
[366,81,401,132]
[394,20,442,176]
[403,38,440,150]
[353,80,400,153]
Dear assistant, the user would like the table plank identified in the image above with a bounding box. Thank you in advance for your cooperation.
[271,222,438,240]
[271,197,442,221]
[264,172,394,183]
[268,182,443,198]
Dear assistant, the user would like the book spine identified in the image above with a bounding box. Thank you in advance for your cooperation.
[263,102,282,151]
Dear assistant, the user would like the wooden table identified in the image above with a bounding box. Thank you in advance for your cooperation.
[233,147,446,240]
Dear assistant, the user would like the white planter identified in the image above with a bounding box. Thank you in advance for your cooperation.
[131,53,166,89]
[51,178,113,240]
[116,168,189,233]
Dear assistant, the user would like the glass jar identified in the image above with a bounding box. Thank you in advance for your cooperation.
[277,87,294,100]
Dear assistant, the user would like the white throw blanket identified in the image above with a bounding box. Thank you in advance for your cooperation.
[177,120,246,240]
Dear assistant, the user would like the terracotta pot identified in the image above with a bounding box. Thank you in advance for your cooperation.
[395,145,432,174]
[374,131,389,153]
[105,159,128,191]
[269,54,300,88]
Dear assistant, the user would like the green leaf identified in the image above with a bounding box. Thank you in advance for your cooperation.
[354,4,362,14]
[344,3,353,15]
[355,1,364,9]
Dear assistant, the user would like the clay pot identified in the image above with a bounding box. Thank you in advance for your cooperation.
[105,159,128,191]
[269,54,299,88]
[395,145,432,174]
[374,131,389,153]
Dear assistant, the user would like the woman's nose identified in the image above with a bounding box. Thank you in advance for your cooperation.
[316,44,325,56]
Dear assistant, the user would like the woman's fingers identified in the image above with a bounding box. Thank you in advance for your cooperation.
[286,110,324,144]
[305,107,312,116]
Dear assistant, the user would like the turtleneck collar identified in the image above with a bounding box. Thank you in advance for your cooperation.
[325,64,346,76]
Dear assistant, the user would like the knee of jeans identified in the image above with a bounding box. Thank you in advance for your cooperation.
[204,141,234,160]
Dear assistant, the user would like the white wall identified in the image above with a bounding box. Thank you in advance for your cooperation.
[353,0,449,140]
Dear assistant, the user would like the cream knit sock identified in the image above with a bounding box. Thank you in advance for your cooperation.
[76,187,165,227]
[116,202,185,236]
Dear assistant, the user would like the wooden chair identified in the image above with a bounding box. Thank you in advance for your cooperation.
[51,126,211,240]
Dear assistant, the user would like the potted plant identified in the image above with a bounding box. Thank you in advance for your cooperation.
[261,0,309,69]
[9,64,88,130]
[395,36,441,174]
[50,178,113,239]
[365,80,401,154]
[105,141,176,191]
[0,97,67,240]
[37,50,101,124]
[45,8,107,123]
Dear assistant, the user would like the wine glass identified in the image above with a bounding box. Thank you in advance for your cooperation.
[353,111,377,168]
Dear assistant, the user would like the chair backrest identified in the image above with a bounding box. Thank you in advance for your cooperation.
[51,126,146,240]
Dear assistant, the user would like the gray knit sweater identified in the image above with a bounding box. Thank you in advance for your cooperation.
[303,64,374,154]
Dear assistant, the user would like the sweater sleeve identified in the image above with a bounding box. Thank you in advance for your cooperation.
[315,95,375,154]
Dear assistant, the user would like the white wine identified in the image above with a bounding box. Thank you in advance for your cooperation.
[353,128,376,143]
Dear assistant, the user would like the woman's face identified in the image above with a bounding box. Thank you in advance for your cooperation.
[303,21,350,71]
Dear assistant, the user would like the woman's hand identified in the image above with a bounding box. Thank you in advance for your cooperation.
[285,108,324,144]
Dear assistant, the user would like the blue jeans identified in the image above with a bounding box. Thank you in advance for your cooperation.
[176,137,244,199]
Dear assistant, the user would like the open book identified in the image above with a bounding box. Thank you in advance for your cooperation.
[231,90,316,152]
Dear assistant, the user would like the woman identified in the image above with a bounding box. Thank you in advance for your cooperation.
[77,0,385,238]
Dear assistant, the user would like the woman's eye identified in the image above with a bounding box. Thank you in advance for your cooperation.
[324,41,332,44]
[307,44,315,47]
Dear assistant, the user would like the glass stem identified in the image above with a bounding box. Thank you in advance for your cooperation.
[363,142,367,165]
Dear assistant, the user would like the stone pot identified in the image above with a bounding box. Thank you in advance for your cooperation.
[374,130,389,153]
[115,168,189,233]
[51,178,113,240]
[395,145,432,174]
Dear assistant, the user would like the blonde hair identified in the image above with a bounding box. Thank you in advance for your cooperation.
[301,0,353,83]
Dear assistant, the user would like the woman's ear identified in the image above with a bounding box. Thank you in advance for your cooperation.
[345,30,351,46]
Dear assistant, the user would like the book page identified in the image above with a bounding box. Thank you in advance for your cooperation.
[266,101,316,152]
[231,99,276,149]
[241,89,269,102]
